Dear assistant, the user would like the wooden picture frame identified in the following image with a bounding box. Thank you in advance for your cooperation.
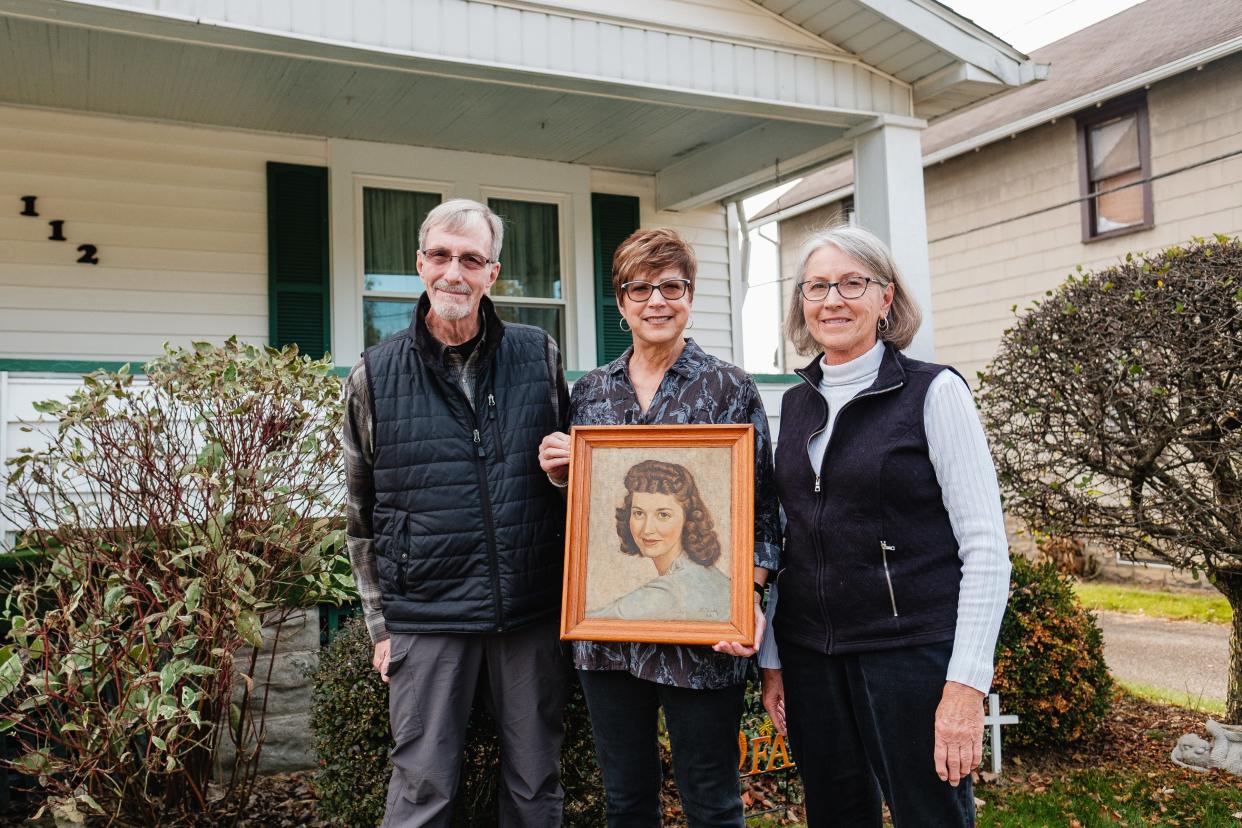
[560,424,754,646]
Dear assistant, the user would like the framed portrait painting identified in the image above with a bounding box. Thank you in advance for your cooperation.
[560,424,754,646]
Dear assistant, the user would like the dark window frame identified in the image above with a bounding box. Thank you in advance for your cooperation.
[1075,92,1154,243]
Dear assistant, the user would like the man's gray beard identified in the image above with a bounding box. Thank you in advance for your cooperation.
[430,289,475,321]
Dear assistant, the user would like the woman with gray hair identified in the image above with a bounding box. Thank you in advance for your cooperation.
[757,225,1011,827]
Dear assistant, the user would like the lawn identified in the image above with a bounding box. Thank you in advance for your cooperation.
[1073,581,1232,625]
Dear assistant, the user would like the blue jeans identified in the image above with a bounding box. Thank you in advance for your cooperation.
[778,638,975,828]
[577,669,746,828]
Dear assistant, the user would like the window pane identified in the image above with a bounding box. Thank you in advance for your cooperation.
[364,297,418,347]
[494,304,563,347]
[1095,168,1145,234]
[1090,115,1140,180]
[488,198,561,299]
[364,188,441,293]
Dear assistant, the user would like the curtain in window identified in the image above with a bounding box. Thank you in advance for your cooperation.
[364,188,440,293]
[489,198,560,299]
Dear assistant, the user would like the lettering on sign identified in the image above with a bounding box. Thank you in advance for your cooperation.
[19,196,100,265]
[737,730,795,775]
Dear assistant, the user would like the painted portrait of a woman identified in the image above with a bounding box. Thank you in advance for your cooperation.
[587,459,730,621]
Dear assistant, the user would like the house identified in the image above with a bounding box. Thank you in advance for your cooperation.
[751,0,1242,384]
[0,0,1044,545]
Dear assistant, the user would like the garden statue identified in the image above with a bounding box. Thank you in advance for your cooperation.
[1170,720,1242,776]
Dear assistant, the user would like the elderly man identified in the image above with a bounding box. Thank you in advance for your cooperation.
[343,198,570,827]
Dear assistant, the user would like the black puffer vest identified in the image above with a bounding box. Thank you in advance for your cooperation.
[774,344,963,654]
[364,296,564,633]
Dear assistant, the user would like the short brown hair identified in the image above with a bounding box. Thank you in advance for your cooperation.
[784,225,923,356]
[614,460,721,568]
[611,228,697,301]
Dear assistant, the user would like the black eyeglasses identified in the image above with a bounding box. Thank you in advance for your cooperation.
[420,248,495,272]
[797,276,882,301]
[620,279,691,302]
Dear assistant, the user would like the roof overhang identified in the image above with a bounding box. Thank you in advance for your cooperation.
[752,0,1046,118]
[0,0,1042,210]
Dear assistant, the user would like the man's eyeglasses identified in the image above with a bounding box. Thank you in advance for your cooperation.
[420,248,494,272]
[620,279,691,302]
[797,276,882,302]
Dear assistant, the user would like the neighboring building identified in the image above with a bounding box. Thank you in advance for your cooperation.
[0,0,1044,541]
[753,0,1242,384]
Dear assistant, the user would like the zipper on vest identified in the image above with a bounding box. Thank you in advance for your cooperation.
[880,540,898,617]
[795,367,905,652]
[487,393,505,461]
[472,428,485,458]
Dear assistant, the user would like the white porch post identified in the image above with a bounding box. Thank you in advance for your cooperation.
[852,120,934,360]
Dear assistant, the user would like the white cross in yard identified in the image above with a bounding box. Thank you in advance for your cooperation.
[984,693,1020,776]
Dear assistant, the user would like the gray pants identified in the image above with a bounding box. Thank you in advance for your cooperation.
[382,618,570,828]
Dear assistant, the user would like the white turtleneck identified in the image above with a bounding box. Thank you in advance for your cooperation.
[758,341,1011,694]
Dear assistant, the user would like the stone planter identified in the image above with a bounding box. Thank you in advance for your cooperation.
[214,607,321,776]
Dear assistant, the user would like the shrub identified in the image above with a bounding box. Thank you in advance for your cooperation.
[0,339,354,826]
[992,556,1113,748]
[311,618,605,827]
[977,236,1242,720]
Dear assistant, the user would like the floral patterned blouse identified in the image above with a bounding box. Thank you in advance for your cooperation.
[569,338,782,689]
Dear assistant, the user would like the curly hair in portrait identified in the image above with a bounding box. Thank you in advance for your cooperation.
[614,459,722,567]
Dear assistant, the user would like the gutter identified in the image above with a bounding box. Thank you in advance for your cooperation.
[750,34,1242,227]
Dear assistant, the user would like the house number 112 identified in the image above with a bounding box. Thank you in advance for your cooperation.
[20,195,100,265]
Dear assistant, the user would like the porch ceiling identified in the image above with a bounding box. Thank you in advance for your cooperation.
[0,8,865,210]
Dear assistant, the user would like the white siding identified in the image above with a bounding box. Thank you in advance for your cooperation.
[52,0,908,118]
[0,104,328,362]
[591,169,735,364]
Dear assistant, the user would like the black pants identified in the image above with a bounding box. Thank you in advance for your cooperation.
[778,638,975,828]
[577,669,746,828]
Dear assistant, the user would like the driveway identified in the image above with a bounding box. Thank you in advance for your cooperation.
[1093,610,1229,705]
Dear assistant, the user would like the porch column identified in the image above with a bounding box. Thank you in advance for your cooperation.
[852,120,934,360]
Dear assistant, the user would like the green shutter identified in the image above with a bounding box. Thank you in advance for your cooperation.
[268,162,330,359]
[592,193,640,365]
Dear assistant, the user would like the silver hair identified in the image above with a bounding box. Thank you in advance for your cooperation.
[418,198,505,262]
[784,224,922,355]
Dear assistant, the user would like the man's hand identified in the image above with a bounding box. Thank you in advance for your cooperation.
[373,639,392,684]
[539,431,571,483]
[934,680,985,786]
[761,668,787,736]
[712,593,765,657]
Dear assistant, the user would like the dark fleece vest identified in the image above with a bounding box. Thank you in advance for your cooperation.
[773,345,963,654]
[363,297,564,633]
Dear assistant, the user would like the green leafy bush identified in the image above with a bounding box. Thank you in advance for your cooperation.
[993,556,1113,748]
[0,339,353,825]
[311,618,605,827]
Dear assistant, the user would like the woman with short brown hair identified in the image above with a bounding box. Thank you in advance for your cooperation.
[539,228,781,827]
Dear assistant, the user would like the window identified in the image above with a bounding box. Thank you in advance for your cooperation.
[1077,95,1152,241]
[357,187,567,349]
[487,196,566,346]
[361,186,442,347]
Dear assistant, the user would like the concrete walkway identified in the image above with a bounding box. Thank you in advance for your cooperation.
[1094,610,1229,705]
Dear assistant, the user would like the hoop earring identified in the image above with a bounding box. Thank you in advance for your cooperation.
[686,316,695,330]
[619,318,631,333]
[877,316,890,333]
